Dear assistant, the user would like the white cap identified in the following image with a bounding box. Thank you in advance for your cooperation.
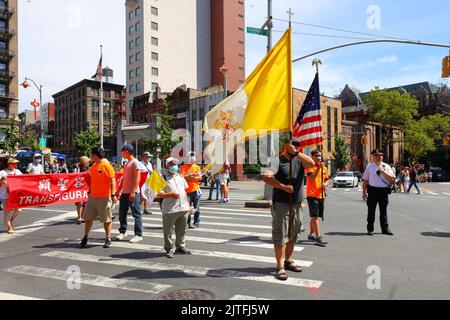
[165,157,180,166]
[34,153,42,158]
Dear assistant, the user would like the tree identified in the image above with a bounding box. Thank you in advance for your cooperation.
[332,135,350,171]
[139,100,177,159]
[20,128,40,151]
[74,127,101,157]
[364,89,420,152]
[404,114,450,164]
[0,118,20,154]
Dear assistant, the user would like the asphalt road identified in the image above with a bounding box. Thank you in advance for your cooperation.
[0,181,449,300]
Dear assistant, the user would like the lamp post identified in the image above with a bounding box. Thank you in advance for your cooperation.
[21,77,44,140]
[219,62,228,98]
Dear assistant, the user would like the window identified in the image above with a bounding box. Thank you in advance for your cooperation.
[135,67,141,77]
[129,55,134,64]
[128,11,133,21]
[135,52,141,61]
[135,6,141,17]
[0,83,6,96]
[152,82,158,91]
[151,52,158,61]
[151,67,158,76]
[129,100,133,109]
[135,37,141,47]
[128,26,133,35]
[151,37,158,46]
[136,82,141,92]
[334,107,339,137]
[0,41,6,50]
[129,70,134,79]
[92,99,100,108]
[92,111,98,121]
[128,40,133,49]
[135,22,140,32]
[0,63,6,71]
[92,89,99,96]
[151,6,158,16]
[151,22,158,31]
[0,20,5,30]
[129,85,134,94]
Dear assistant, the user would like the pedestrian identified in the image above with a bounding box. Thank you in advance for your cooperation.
[263,142,315,281]
[80,148,117,248]
[26,154,44,175]
[390,164,398,193]
[157,157,192,258]
[407,165,421,195]
[427,169,433,183]
[115,144,143,244]
[218,161,231,203]
[207,171,220,201]
[362,150,395,236]
[0,157,23,234]
[59,159,69,174]
[75,156,90,225]
[180,151,202,229]
[305,150,329,247]
[140,151,154,215]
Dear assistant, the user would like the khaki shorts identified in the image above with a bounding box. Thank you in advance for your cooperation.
[271,201,303,246]
[2,199,22,224]
[85,197,112,223]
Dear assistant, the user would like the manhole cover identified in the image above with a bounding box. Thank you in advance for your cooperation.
[155,289,215,300]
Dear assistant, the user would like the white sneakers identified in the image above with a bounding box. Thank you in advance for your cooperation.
[129,236,143,244]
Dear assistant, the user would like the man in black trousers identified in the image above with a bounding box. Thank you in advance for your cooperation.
[362,150,395,236]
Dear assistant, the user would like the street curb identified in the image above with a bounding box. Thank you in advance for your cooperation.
[245,200,272,209]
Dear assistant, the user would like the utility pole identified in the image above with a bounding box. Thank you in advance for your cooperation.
[99,45,104,149]
[260,0,273,54]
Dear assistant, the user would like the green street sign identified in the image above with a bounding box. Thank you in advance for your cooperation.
[44,135,53,139]
[39,138,46,148]
[247,27,268,36]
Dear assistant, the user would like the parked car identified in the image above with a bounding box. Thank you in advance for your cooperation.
[430,167,447,182]
[333,172,359,188]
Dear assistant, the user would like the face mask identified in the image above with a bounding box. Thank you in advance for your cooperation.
[169,165,179,174]
[189,157,196,163]
[316,156,323,163]
[36,159,42,164]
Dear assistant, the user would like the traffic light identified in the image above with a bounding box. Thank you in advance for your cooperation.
[442,56,450,78]
[361,136,369,145]
[444,136,450,147]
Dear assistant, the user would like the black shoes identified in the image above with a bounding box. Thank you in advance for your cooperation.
[80,236,88,248]
[367,231,374,236]
[382,229,394,236]
[175,247,192,255]
[315,236,328,247]
[103,238,112,248]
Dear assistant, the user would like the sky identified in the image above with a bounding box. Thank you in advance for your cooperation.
[18,0,450,112]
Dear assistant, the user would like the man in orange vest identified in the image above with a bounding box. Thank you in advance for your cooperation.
[180,152,202,229]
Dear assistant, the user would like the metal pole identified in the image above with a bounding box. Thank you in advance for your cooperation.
[267,0,272,53]
[99,45,104,149]
[39,85,43,140]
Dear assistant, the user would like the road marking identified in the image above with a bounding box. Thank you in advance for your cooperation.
[23,208,70,213]
[442,192,450,196]
[427,192,439,195]
[0,211,76,243]
[201,207,268,214]
[149,208,269,218]
[0,291,42,300]
[4,265,172,295]
[41,251,323,289]
[85,240,313,267]
[423,196,445,199]
[144,213,249,221]
[229,295,270,300]
[140,217,271,230]
[90,230,304,252]
[344,189,350,192]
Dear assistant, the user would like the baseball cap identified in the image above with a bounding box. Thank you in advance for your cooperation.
[122,144,134,154]
[371,149,384,156]
[165,157,180,166]
[7,158,19,165]
[80,156,90,165]
[34,153,42,158]
[143,151,152,157]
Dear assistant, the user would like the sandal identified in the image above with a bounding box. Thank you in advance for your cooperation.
[284,260,303,273]
[275,268,288,281]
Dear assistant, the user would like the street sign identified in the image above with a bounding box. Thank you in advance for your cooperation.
[39,138,46,148]
[43,135,53,139]
[246,27,268,36]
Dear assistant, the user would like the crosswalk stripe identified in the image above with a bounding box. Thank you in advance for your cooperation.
[41,251,323,289]
[85,240,313,266]
[442,192,450,196]
[96,225,272,238]
[148,209,268,218]
[90,230,305,252]
[4,265,172,295]
[229,295,270,300]
[140,217,271,230]
[144,213,249,221]
[201,206,268,214]
[0,291,42,300]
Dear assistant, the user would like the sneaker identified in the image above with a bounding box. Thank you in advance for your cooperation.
[80,236,88,248]
[129,236,143,243]
[367,231,374,236]
[166,250,174,258]
[175,247,192,255]
[382,229,394,236]
[315,236,327,247]
[308,234,316,241]
[206,198,212,201]
[143,209,152,215]
[194,224,200,229]
[103,238,112,248]
[115,233,128,241]
[188,224,195,230]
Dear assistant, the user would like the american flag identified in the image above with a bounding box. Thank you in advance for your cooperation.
[91,54,103,80]
[292,73,323,147]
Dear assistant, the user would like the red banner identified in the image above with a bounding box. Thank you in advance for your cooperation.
[6,172,148,211]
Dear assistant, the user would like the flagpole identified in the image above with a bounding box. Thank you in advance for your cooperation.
[312,59,324,211]
[287,11,295,240]
[99,45,104,149]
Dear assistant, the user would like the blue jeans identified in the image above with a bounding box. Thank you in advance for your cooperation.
[187,190,201,226]
[208,176,220,200]
[119,193,143,237]
[407,181,420,194]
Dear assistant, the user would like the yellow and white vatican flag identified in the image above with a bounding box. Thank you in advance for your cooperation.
[204,28,293,175]
[141,171,167,205]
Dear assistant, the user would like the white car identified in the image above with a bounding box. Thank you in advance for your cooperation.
[333,172,359,188]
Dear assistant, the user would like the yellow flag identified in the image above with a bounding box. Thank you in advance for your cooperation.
[147,171,167,194]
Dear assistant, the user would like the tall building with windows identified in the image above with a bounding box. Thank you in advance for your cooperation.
[124,0,245,124]
[0,0,18,128]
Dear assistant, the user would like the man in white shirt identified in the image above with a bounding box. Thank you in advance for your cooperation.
[140,151,153,215]
[362,149,395,236]
[27,154,45,175]
[0,157,23,234]
[157,157,192,258]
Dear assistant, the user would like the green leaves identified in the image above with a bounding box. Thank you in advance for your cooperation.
[0,118,20,154]
[332,135,350,171]
[74,127,101,157]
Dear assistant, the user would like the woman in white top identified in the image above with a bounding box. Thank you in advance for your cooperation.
[0,157,23,234]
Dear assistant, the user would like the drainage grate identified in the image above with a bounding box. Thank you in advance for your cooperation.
[155,289,215,300]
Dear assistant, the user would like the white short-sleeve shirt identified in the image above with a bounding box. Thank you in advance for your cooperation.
[363,162,394,188]
[161,173,190,215]
[0,169,22,200]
